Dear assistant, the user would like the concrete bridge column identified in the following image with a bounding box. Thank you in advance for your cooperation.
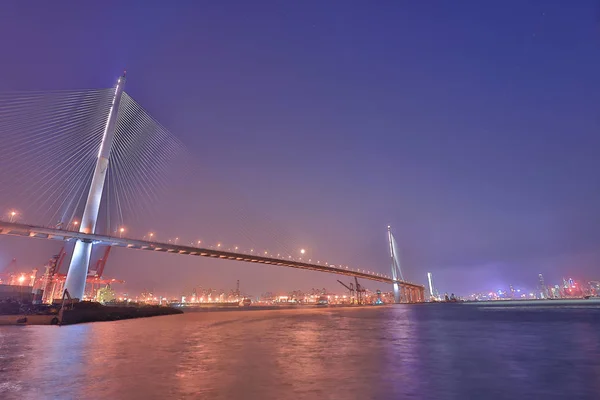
[400,285,405,303]
[393,281,400,303]
[64,74,126,301]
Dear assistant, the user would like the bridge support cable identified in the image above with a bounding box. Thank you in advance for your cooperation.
[0,89,113,226]
[104,92,186,226]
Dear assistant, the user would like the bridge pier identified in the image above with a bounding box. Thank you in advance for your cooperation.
[400,285,406,303]
[64,240,93,300]
[64,74,125,300]
[393,281,400,303]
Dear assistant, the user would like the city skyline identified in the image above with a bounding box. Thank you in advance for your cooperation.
[1,1,599,296]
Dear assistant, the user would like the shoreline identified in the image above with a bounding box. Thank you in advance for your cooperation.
[462,298,600,306]
[177,303,391,313]
[0,303,183,326]
[0,303,392,325]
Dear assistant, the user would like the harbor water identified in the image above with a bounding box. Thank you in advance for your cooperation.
[1,303,599,399]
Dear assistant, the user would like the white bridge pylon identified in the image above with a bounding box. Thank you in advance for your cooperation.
[63,74,126,300]
[388,226,405,303]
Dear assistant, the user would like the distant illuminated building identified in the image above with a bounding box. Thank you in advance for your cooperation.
[509,284,516,299]
[568,278,574,288]
[538,273,548,299]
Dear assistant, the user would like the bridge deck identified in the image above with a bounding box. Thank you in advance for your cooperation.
[0,221,424,290]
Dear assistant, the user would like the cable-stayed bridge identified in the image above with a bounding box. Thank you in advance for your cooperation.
[0,73,425,303]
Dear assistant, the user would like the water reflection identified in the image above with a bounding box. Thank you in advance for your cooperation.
[0,305,599,400]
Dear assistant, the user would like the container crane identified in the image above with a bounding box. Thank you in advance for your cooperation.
[86,246,123,299]
[337,280,355,304]
[55,248,67,273]
[354,276,366,305]
[91,247,112,278]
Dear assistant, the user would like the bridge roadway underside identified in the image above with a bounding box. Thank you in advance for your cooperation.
[0,221,425,302]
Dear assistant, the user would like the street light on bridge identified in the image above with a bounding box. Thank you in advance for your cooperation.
[119,227,125,238]
[8,210,17,223]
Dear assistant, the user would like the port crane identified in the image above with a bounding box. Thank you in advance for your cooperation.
[337,277,367,305]
[337,280,355,303]
[90,247,111,278]
[354,276,366,305]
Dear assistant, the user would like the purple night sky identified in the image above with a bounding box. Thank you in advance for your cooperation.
[0,1,599,297]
